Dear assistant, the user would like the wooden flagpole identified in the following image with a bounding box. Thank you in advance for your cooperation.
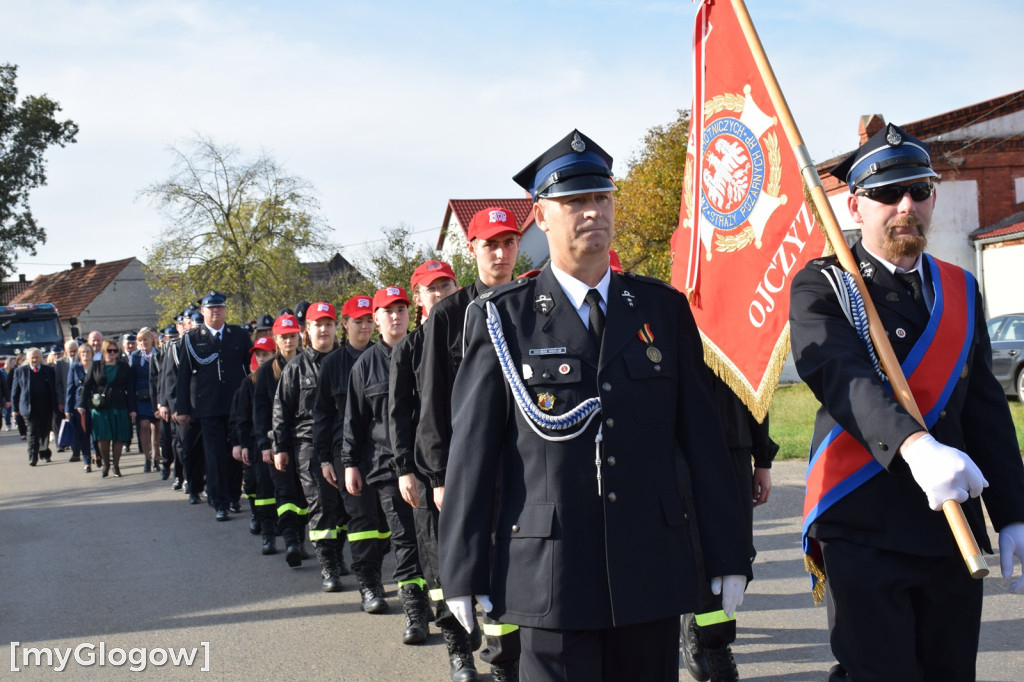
[728,0,988,578]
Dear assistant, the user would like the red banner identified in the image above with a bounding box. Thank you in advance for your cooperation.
[671,0,828,421]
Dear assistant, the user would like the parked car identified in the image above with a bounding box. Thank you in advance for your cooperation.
[988,313,1024,403]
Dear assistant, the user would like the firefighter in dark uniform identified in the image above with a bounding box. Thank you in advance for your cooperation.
[255,313,305,565]
[272,302,347,592]
[151,325,178,480]
[417,207,523,682]
[790,123,1024,681]
[341,286,430,646]
[387,260,473,679]
[438,130,751,682]
[175,291,251,521]
[232,335,279,552]
[162,309,200,495]
[314,295,376,586]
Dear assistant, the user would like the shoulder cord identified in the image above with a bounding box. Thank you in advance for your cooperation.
[484,300,602,442]
[184,332,219,366]
[823,266,887,383]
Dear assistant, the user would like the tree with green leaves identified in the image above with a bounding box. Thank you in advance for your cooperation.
[613,109,690,281]
[0,64,79,280]
[142,134,333,323]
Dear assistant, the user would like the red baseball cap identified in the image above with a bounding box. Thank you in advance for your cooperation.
[609,249,624,273]
[272,314,300,335]
[373,286,411,311]
[251,336,276,353]
[341,295,373,319]
[467,207,521,242]
[411,260,457,289]
[306,301,336,321]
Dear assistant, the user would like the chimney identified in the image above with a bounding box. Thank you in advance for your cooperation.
[858,114,885,145]
[19,274,26,282]
[71,262,82,269]
[83,259,96,267]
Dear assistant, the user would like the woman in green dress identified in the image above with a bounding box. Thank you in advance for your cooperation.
[78,339,136,478]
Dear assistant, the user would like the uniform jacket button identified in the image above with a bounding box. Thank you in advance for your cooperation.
[511,524,520,533]
[604,418,614,428]
[878,443,889,451]
[938,410,947,419]
[607,456,616,467]
[607,492,617,502]
[601,382,612,391]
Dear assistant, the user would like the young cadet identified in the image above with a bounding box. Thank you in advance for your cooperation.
[388,261,473,679]
[439,130,750,682]
[231,335,278,551]
[254,313,304,566]
[416,207,522,681]
[341,286,430,646]
[314,295,376,583]
[272,302,347,592]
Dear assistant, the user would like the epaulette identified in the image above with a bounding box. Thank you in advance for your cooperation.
[804,254,841,271]
[470,272,538,309]
[620,270,679,292]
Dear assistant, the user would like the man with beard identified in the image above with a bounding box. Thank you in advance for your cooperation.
[790,122,1024,681]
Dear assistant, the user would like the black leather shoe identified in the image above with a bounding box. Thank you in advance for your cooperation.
[681,613,710,682]
[172,477,183,490]
[229,501,242,513]
[161,469,170,480]
[216,509,229,521]
[69,454,81,462]
[189,495,201,505]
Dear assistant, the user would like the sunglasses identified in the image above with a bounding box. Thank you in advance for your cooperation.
[856,182,934,205]
[105,349,120,354]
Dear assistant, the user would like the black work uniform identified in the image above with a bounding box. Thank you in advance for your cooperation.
[273,346,339,544]
[232,372,275,527]
[157,340,189,483]
[255,355,307,539]
[341,340,423,587]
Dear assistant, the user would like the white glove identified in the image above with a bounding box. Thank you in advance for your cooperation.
[999,522,1024,594]
[445,594,493,634]
[710,575,746,617]
[901,434,988,511]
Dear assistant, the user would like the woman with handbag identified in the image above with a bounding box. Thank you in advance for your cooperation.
[78,339,136,478]
[65,344,96,472]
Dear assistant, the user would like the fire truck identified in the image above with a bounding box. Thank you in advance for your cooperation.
[0,302,67,356]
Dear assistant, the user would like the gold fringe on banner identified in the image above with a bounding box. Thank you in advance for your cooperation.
[804,554,827,606]
[700,326,791,424]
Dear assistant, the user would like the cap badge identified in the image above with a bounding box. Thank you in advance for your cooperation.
[282,319,295,327]
[571,132,586,153]
[886,126,903,146]
[317,303,330,312]
[387,287,400,296]
[427,262,441,270]
[358,299,370,308]
[537,392,556,411]
[489,209,507,223]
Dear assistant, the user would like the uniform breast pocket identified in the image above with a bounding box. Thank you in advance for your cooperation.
[365,382,388,421]
[624,348,675,424]
[299,374,318,412]
[522,357,582,416]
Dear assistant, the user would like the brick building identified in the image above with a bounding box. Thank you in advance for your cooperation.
[11,258,162,338]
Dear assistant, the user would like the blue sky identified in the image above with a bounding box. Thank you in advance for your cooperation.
[4,0,1022,279]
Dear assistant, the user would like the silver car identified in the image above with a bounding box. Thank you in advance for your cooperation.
[988,313,1024,403]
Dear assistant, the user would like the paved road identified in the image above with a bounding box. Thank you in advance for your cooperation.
[1,428,1021,680]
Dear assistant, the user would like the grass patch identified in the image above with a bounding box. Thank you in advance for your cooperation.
[769,383,1024,461]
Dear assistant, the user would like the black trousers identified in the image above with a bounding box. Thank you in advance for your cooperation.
[26,415,52,464]
[821,537,982,681]
[177,420,205,494]
[194,415,233,511]
[519,617,679,682]
[344,476,421,583]
[295,441,341,543]
[269,446,308,539]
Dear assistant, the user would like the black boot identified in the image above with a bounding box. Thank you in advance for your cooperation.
[400,582,430,644]
[681,613,711,681]
[315,540,344,592]
[248,509,261,535]
[442,624,479,681]
[491,661,519,682]
[335,532,352,576]
[261,518,277,555]
[356,569,388,614]
[705,644,739,682]
[282,527,303,568]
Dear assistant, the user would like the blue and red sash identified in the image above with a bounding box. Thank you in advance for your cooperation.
[802,256,975,602]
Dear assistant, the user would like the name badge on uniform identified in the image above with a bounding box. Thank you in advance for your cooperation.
[529,347,566,356]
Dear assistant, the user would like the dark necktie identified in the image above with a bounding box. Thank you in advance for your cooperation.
[896,271,926,313]
[584,289,605,343]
